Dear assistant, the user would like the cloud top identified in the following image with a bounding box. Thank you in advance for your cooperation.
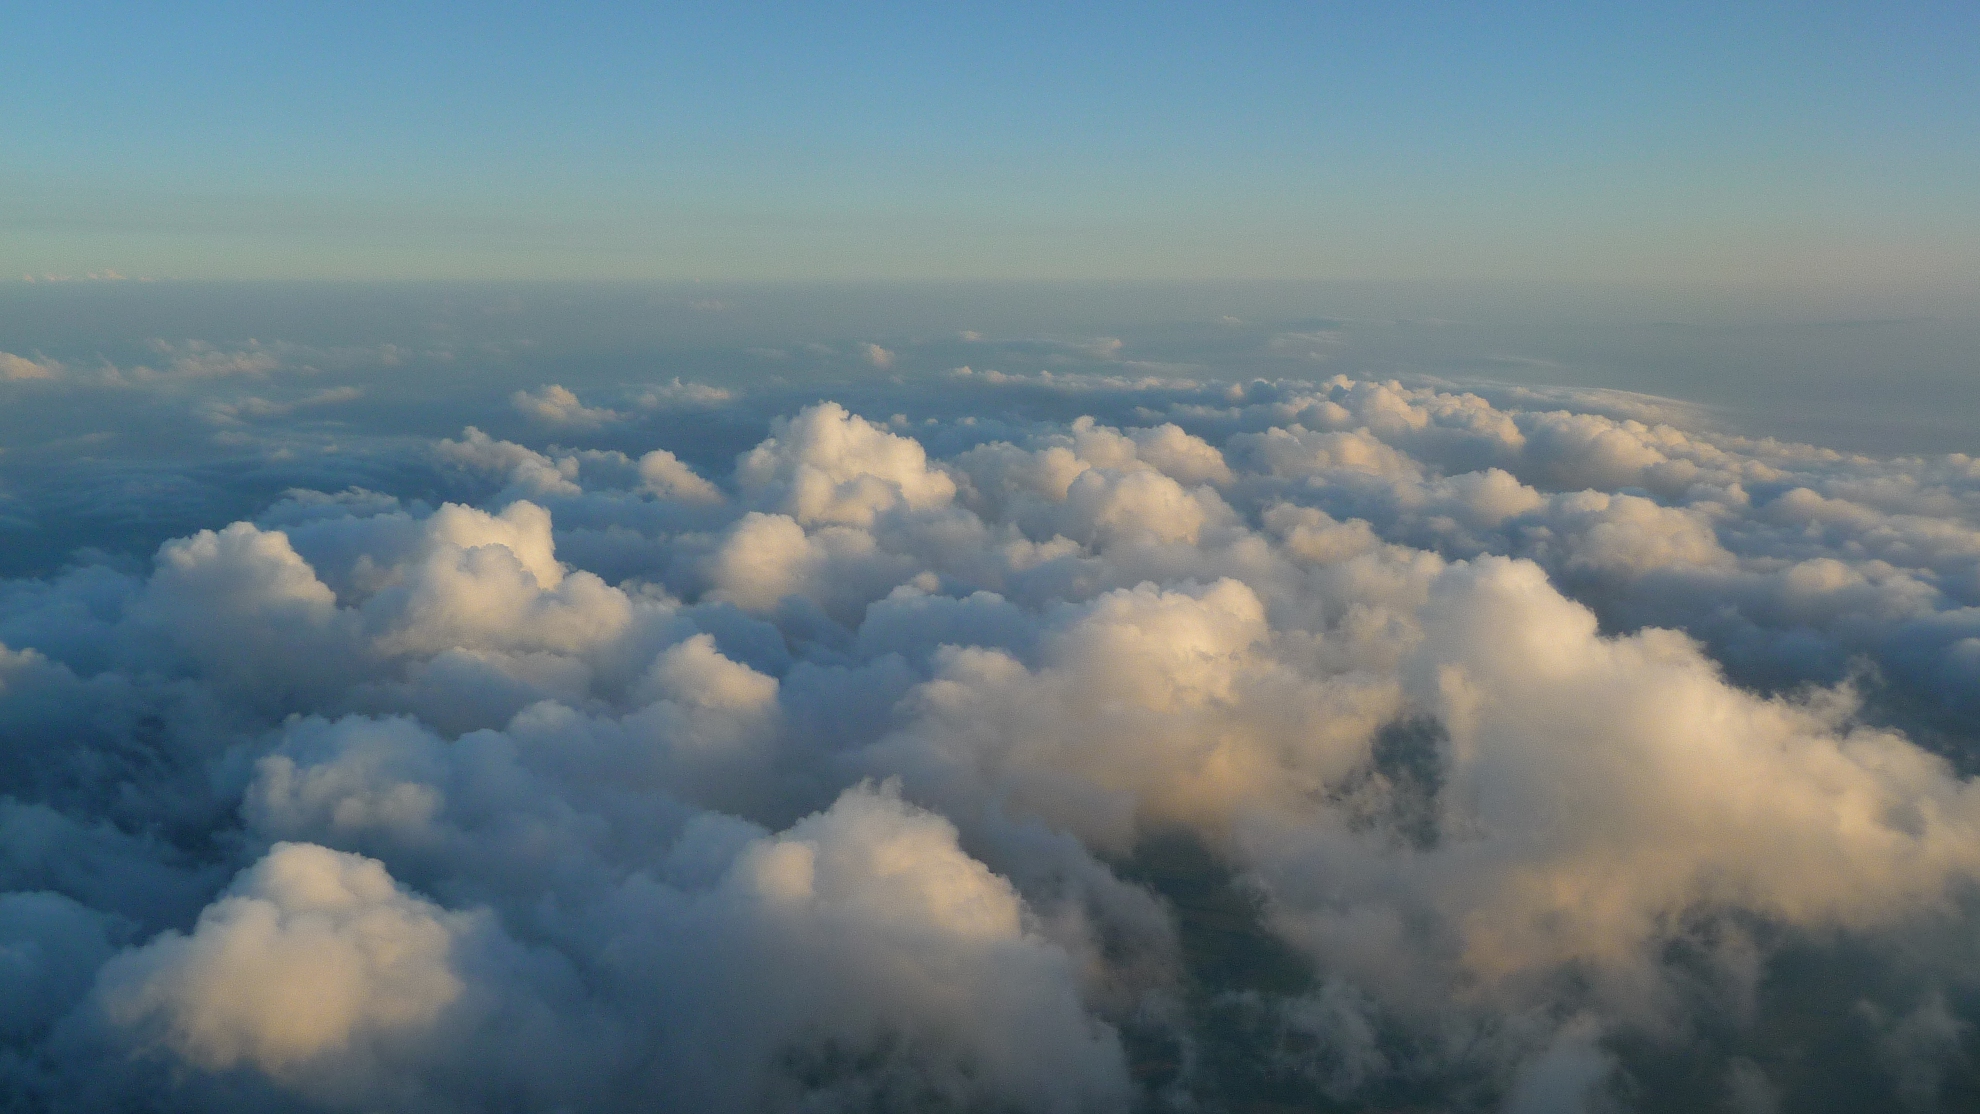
[3,370,1980,1110]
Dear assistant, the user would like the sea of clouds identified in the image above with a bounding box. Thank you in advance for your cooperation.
[3,329,1980,1111]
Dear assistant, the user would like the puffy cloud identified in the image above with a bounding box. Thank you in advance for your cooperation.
[635,448,722,504]
[1310,560,1977,971]
[435,427,583,498]
[130,521,354,707]
[5,373,1980,1111]
[510,384,623,428]
[861,578,1392,854]
[703,510,912,621]
[736,402,956,526]
[0,351,61,381]
[619,784,1133,1112]
[0,890,119,1038]
[97,843,468,1077]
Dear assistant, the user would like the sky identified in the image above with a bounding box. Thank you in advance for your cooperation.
[5,1,1978,287]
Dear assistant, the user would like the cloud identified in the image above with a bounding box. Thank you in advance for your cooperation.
[139,339,284,380]
[736,402,956,526]
[1267,329,1344,357]
[21,271,132,283]
[4,369,1980,1110]
[859,342,895,370]
[0,352,62,381]
[0,339,406,397]
[201,386,364,425]
[97,842,469,1076]
[636,449,724,504]
[510,384,624,428]
[635,377,734,408]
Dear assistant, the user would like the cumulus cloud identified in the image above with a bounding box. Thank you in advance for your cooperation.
[97,842,469,1076]
[511,384,624,428]
[859,342,895,370]
[5,369,1980,1111]
[0,351,62,381]
[636,448,724,504]
[736,402,956,526]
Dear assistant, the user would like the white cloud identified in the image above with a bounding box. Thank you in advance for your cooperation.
[201,386,363,425]
[0,351,61,381]
[636,449,723,504]
[435,427,582,497]
[97,842,469,1076]
[4,373,1980,1110]
[143,339,284,379]
[635,377,734,408]
[510,384,624,428]
[736,402,956,526]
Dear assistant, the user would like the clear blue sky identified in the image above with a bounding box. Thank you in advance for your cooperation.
[5,1,1976,288]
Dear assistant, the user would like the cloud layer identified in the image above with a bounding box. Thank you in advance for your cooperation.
[3,369,1980,1111]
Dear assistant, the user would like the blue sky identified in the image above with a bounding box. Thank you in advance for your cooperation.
[5,1,1976,287]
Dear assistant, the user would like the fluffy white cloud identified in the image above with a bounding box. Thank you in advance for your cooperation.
[636,448,723,503]
[435,427,583,498]
[0,351,61,381]
[511,384,624,428]
[7,374,1980,1111]
[609,784,1133,1112]
[1248,558,1980,1020]
[97,843,469,1075]
[737,402,956,526]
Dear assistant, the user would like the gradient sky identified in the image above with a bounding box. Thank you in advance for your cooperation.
[5,1,1977,287]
